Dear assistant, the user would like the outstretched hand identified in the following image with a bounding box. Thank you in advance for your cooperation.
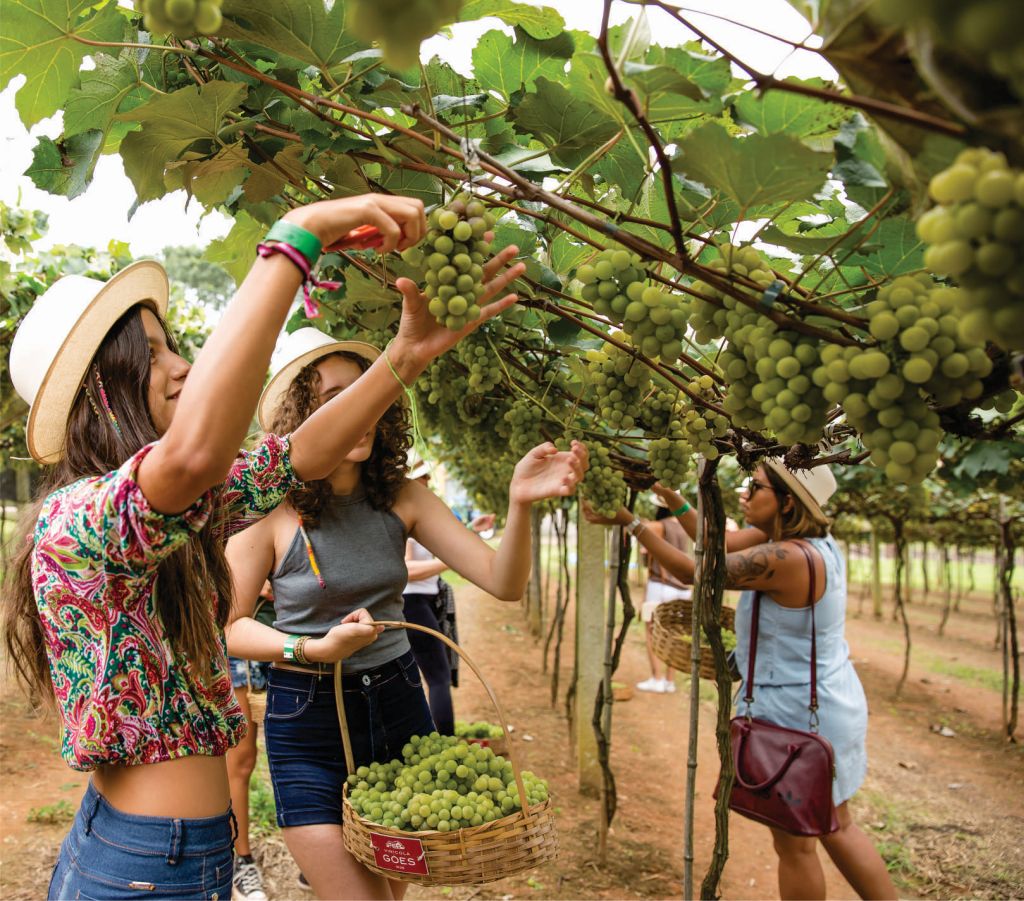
[652,482,685,508]
[509,441,588,505]
[391,242,525,367]
[580,498,631,527]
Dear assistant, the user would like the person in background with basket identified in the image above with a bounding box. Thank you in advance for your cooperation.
[583,461,896,901]
[224,327,587,901]
[402,455,496,735]
[226,581,276,901]
[635,495,693,694]
[1,192,515,900]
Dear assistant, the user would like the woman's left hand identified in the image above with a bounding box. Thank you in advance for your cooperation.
[389,242,526,372]
[580,499,632,527]
[509,441,588,505]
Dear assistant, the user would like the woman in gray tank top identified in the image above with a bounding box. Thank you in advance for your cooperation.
[224,327,586,900]
[584,464,896,901]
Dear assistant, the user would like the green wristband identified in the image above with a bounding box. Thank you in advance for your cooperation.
[265,220,323,267]
[671,502,691,516]
[282,633,301,663]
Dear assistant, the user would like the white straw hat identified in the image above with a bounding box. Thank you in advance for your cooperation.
[9,261,169,464]
[257,327,380,431]
[763,457,836,526]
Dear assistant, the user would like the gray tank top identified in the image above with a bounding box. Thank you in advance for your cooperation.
[270,489,411,673]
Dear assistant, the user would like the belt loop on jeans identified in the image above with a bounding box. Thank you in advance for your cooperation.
[83,785,102,836]
[167,818,182,865]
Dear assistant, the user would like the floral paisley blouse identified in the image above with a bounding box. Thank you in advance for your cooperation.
[32,434,296,772]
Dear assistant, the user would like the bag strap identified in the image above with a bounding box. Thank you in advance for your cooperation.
[742,539,821,731]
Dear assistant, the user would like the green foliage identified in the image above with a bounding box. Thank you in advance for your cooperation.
[26,799,75,825]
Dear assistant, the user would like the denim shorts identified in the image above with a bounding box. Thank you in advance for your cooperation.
[264,650,434,828]
[228,655,271,692]
[48,781,235,900]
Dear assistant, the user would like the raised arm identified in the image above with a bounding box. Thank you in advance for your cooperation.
[651,483,768,551]
[139,195,428,513]
[584,503,816,603]
[400,442,587,601]
[288,244,525,482]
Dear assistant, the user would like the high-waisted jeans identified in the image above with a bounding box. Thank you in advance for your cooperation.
[264,650,435,828]
[48,780,235,900]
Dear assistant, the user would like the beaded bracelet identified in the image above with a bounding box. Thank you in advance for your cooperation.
[293,635,311,666]
[672,501,691,516]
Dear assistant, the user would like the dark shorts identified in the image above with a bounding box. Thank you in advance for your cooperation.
[228,655,272,692]
[48,781,235,900]
[264,650,435,828]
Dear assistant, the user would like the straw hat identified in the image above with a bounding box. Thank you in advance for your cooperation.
[9,261,169,464]
[763,458,836,526]
[257,327,380,431]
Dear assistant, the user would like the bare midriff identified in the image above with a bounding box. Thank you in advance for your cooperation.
[93,753,230,818]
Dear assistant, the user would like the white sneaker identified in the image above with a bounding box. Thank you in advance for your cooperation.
[636,677,665,693]
[233,858,268,901]
[660,678,677,693]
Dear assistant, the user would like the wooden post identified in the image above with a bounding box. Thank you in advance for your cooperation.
[575,507,605,796]
[526,506,543,637]
[870,525,883,620]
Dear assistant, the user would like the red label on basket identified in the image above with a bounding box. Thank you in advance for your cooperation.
[370,833,429,875]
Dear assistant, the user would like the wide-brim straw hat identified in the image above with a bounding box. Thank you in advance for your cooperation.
[406,448,431,480]
[763,457,836,527]
[257,327,380,432]
[9,261,169,464]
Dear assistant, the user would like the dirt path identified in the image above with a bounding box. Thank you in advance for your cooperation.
[1,578,1020,900]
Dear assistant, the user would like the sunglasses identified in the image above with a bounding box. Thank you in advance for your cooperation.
[745,479,783,497]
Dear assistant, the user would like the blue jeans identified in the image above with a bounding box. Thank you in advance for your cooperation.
[264,650,434,827]
[227,655,271,692]
[402,592,455,734]
[48,781,234,900]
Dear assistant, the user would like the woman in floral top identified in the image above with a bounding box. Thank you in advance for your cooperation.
[2,193,523,900]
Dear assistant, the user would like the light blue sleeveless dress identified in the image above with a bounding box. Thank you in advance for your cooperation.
[733,535,868,806]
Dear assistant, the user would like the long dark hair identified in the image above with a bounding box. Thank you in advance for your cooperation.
[2,305,232,706]
[269,351,410,525]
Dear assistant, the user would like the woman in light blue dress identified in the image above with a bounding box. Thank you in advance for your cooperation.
[585,461,896,901]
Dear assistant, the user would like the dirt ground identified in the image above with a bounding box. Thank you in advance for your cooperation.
[1,576,1021,900]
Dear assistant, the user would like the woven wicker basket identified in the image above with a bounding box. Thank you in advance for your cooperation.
[338,621,558,885]
[651,599,739,681]
[466,735,509,757]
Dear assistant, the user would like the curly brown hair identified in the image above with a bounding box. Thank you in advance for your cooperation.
[269,351,411,525]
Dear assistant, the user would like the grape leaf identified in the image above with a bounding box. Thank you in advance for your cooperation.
[169,143,250,206]
[621,62,703,103]
[220,0,363,70]
[64,53,141,138]
[547,318,582,345]
[460,0,566,40]
[378,167,443,207]
[845,218,924,277]
[0,0,123,126]
[119,83,248,202]
[550,233,591,275]
[204,209,267,285]
[25,130,104,199]
[512,77,620,168]
[472,28,570,100]
[734,78,849,138]
[675,122,832,208]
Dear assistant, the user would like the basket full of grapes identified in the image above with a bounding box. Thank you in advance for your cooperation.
[454,720,509,756]
[336,621,557,885]
[651,600,739,681]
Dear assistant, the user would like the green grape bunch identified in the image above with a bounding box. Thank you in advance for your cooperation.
[577,249,688,363]
[814,273,991,484]
[403,196,496,331]
[136,0,223,37]
[455,329,502,394]
[585,335,651,431]
[502,398,546,457]
[346,733,549,833]
[685,245,832,446]
[347,0,464,70]
[573,440,627,518]
[917,147,1024,349]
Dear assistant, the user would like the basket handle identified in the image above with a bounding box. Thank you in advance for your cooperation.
[332,620,533,823]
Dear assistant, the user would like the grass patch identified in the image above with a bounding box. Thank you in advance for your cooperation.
[924,656,1003,693]
[27,800,75,825]
[248,769,279,837]
[857,789,919,889]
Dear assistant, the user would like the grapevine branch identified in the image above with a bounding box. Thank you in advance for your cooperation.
[644,0,967,137]
[597,0,689,264]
